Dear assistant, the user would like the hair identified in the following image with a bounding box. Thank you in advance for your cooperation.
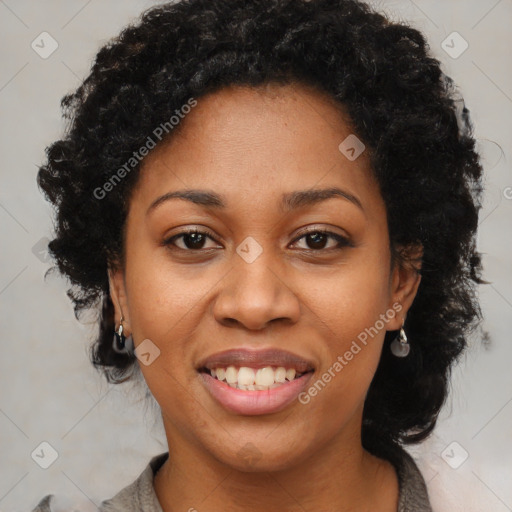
[37,0,485,453]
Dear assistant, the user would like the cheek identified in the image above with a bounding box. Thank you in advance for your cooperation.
[124,238,213,338]
[295,319,385,451]
[293,247,391,419]
[122,245,220,402]
[299,244,391,344]
[124,257,209,424]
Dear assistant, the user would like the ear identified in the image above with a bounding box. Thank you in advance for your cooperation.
[108,265,132,333]
[386,244,423,331]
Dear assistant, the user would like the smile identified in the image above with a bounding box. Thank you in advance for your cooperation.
[196,347,316,415]
[206,365,306,390]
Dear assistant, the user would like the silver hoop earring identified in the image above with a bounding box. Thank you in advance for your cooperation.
[113,316,134,355]
[390,322,410,357]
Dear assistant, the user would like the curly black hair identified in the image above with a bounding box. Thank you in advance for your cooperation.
[37,0,485,453]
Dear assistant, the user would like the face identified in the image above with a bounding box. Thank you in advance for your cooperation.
[109,83,421,472]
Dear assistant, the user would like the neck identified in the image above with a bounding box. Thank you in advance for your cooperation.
[153,411,399,512]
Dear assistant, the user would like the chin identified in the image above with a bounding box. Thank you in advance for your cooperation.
[207,437,309,473]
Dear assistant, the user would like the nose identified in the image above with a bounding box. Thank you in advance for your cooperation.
[212,252,301,331]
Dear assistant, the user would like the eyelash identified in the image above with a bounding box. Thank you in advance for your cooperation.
[162,227,352,253]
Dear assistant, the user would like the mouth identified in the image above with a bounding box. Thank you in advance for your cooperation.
[196,348,315,415]
[197,365,313,391]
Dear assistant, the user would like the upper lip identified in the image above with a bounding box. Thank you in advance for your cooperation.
[196,348,315,373]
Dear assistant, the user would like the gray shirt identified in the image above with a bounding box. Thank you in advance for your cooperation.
[31,448,433,511]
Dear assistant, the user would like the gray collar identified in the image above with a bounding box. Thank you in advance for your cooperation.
[99,448,432,512]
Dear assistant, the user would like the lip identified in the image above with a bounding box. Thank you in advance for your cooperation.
[199,371,314,415]
[196,348,316,415]
[196,348,315,373]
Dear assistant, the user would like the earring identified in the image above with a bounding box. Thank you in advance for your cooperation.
[113,316,134,355]
[390,321,410,357]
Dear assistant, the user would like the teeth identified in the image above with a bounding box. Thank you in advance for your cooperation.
[285,368,296,381]
[255,367,274,386]
[238,367,255,386]
[225,366,238,384]
[274,367,286,383]
[208,365,306,390]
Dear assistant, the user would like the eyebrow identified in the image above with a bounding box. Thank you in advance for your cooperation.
[146,186,364,215]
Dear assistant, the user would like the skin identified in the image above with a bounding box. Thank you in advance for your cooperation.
[108,82,422,512]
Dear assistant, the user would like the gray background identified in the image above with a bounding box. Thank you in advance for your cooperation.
[0,1,511,511]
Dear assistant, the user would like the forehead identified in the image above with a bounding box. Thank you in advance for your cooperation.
[132,83,381,214]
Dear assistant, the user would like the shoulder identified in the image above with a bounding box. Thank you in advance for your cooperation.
[30,494,99,512]
[366,438,433,512]
[31,494,53,512]
[99,452,168,512]
[30,452,168,512]
[394,447,433,512]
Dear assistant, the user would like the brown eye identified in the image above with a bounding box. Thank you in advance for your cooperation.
[304,232,329,250]
[180,232,208,249]
[163,229,219,251]
[292,230,352,251]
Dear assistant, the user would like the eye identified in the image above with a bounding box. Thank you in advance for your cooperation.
[163,228,220,251]
[291,229,352,251]
[163,227,352,253]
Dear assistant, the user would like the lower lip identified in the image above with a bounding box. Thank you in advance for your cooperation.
[199,371,314,415]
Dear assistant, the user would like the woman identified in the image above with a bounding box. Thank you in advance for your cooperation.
[32,0,484,510]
